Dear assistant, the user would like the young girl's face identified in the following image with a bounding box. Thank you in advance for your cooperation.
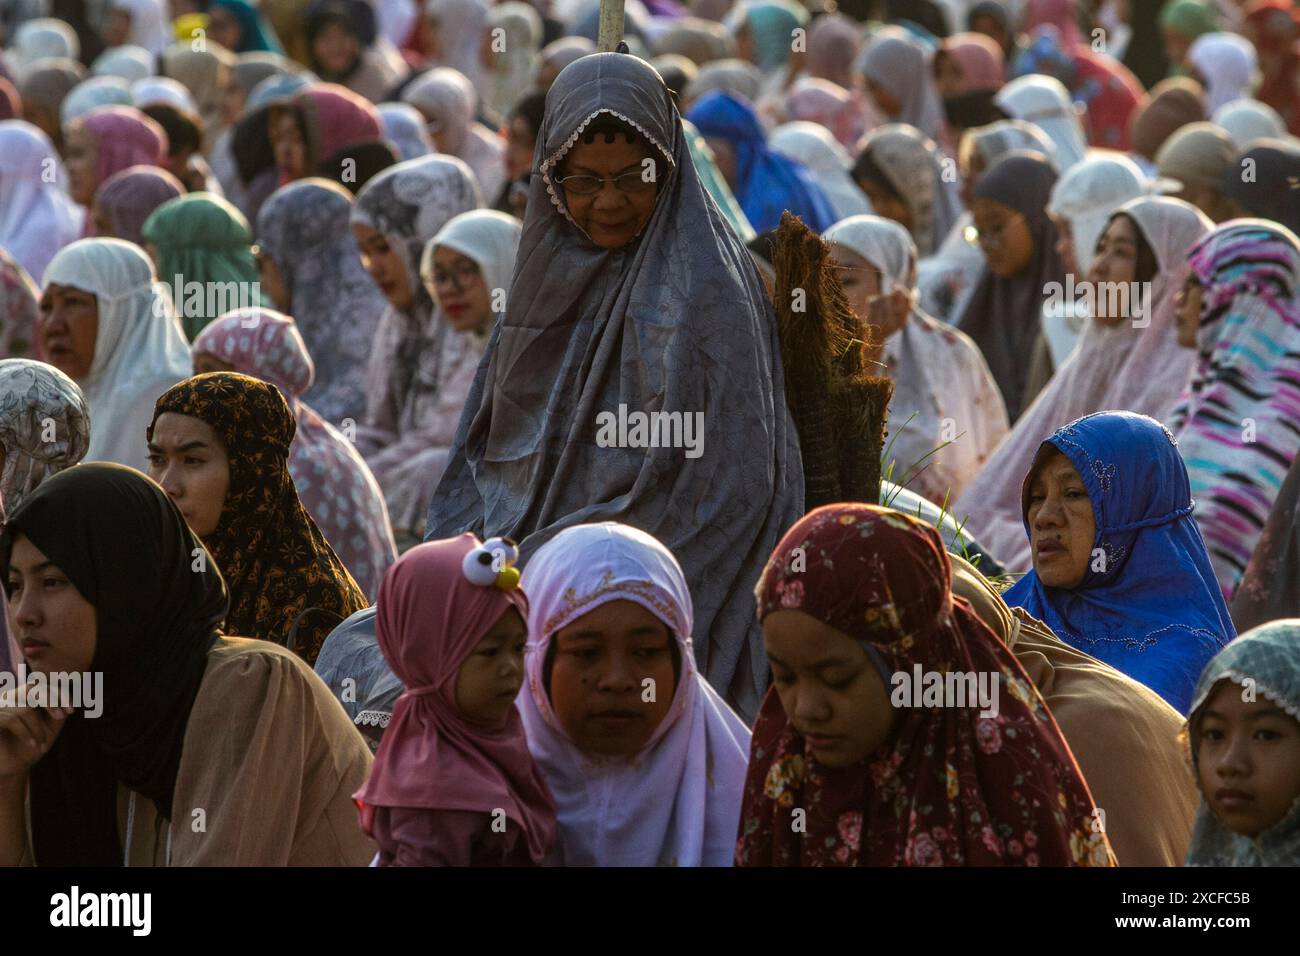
[763,609,895,769]
[548,599,676,757]
[1196,679,1300,838]
[455,606,528,727]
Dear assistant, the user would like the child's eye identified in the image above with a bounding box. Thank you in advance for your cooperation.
[1201,728,1224,742]
[634,647,665,659]
[570,648,600,662]
[1255,729,1281,742]
[825,676,854,691]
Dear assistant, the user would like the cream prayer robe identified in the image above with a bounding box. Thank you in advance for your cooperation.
[951,556,1198,867]
[22,638,375,866]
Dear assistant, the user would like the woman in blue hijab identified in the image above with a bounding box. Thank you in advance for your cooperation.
[685,90,837,234]
[1003,411,1236,714]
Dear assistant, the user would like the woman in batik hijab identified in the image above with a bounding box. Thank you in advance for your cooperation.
[147,372,367,664]
[191,309,397,601]
[1184,619,1300,866]
[0,251,40,360]
[256,177,387,425]
[955,197,1213,571]
[0,462,375,866]
[349,155,482,545]
[738,503,1116,867]
[1169,219,1300,602]
[425,52,803,722]
[1003,412,1236,714]
[0,359,89,514]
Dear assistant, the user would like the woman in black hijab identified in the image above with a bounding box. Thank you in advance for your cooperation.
[0,463,374,866]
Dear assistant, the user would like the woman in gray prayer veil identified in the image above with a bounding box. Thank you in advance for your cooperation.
[423,51,804,721]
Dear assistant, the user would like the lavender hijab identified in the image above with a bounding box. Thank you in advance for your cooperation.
[424,53,803,721]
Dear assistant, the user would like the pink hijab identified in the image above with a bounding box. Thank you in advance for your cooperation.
[190,309,398,600]
[953,197,1212,571]
[295,83,382,171]
[80,106,168,194]
[1024,0,1085,46]
[783,77,871,148]
[940,32,1006,93]
[353,533,556,864]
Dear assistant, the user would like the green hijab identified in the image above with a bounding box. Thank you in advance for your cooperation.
[142,192,263,341]
[683,118,756,243]
[1159,0,1219,40]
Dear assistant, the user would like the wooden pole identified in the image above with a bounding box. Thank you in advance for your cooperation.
[597,0,626,52]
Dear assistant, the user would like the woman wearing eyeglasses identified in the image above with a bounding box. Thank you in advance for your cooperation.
[423,52,803,724]
[953,149,1066,423]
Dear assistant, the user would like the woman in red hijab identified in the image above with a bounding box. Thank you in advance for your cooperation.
[735,504,1116,867]
[1244,0,1300,135]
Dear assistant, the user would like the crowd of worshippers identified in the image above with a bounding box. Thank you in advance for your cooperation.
[1,0,1299,868]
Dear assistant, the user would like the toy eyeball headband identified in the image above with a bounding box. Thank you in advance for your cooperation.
[462,537,522,591]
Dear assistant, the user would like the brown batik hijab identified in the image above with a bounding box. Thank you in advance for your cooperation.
[150,372,366,663]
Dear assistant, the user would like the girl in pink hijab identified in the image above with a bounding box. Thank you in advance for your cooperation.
[353,533,557,866]
[62,105,168,221]
[269,83,383,186]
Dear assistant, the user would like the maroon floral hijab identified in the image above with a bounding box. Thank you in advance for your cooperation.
[737,504,1115,867]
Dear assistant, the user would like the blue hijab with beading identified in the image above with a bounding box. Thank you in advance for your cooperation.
[1003,411,1235,714]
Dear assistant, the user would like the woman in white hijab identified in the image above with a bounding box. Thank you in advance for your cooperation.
[401,68,506,201]
[1042,151,1151,366]
[104,0,173,58]
[4,18,79,78]
[1211,98,1286,150]
[851,123,963,259]
[0,121,84,285]
[484,2,543,120]
[824,215,1008,505]
[951,196,1213,571]
[994,74,1088,171]
[517,522,751,866]
[91,45,156,84]
[38,238,191,469]
[421,0,490,89]
[59,76,133,126]
[1187,32,1260,115]
[770,122,873,222]
[131,76,199,113]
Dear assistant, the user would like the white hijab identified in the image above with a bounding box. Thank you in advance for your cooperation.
[109,0,172,58]
[421,209,522,304]
[770,121,874,222]
[517,523,751,867]
[402,67,506,200]
[423,0,491,89]
[6,18,79,79]
[0,121,84,285]
[131,76,198,113]
[994,75,1088,171]
[1189,32,1260,115]
[1046,152,1150,274]
[1212,98,1286,150]
[41,239,192,469]
[60,76,133,126]
[91,45,156,84]
[485,2,543,120]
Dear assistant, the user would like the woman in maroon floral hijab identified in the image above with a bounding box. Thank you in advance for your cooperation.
[736,503,1115,867]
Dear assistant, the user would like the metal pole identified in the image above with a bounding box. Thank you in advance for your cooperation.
[597,0,626,52]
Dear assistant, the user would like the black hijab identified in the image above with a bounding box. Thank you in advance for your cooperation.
[1,464,228,866]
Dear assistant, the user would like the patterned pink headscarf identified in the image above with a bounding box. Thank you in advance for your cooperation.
[190,308,397,599]
[80,105,168,195]
[353,533,556,864]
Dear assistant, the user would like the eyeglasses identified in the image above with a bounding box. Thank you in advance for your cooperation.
[430,260,481,291]
[966,212,1025,249]
[554,170,656,196]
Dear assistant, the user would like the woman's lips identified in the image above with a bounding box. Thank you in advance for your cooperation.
[20,638,49,661]
[1214,788,1255,813]
[1036,540,1066,557]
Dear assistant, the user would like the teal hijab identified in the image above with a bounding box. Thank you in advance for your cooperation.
[142,192,264,341]
[1186,620,1300,867]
